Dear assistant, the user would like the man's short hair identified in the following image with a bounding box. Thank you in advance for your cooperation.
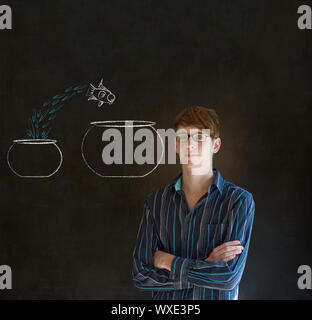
[173,106,220,140]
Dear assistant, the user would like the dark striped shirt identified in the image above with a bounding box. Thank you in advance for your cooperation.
[132,168,255,300]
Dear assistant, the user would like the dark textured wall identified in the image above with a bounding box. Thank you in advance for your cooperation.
[0,0,311,299]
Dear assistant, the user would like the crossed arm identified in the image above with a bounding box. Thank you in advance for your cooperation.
[132,193,255,291]
[154,240,243,271]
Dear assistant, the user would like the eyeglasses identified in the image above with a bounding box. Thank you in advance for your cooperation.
[176,132,210,142]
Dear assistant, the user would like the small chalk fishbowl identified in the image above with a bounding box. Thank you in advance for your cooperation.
[7,139,63,178]
[81,120,164,178]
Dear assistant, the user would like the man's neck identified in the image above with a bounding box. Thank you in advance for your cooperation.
[181,165,214,194]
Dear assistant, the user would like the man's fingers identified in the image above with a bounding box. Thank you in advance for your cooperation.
[222,254,237,262]
[219,247,244,261]
[210,247,243,262]
[216,245,244,256]
[213,241,241,252]
[205,241,244,263]
[220,250,242,261]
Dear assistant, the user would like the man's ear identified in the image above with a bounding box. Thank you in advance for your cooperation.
[213,137,221,154]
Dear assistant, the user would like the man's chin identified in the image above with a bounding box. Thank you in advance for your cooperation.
[180,161,211,175]
[187,157,202,166]
[190,166,211,175]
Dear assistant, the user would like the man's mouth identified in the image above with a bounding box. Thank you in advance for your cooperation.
[187,153,199,157]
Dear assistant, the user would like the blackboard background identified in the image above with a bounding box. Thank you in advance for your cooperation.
[0,0,311,299]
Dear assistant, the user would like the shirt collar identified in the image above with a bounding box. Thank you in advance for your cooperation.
[169,168,224,194]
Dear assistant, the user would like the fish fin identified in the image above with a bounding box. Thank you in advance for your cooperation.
[86,83,96,97]
[98,79,107,90]
[88,96,98,101]
[97,100,105,107]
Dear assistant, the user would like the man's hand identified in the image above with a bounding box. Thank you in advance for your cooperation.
[154,250,175,271]
[205,240,244,263]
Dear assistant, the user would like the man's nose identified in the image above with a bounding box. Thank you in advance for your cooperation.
[188,139,199,150]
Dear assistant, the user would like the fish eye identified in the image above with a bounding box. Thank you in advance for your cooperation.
[107,93,115,102]
[98,91,106,99]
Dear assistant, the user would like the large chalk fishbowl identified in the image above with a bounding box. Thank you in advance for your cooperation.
[81,120,164,178]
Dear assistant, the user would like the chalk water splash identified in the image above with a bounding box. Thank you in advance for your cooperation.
[26,80,116,139]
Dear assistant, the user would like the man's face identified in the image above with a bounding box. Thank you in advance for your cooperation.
[175,125,221,175]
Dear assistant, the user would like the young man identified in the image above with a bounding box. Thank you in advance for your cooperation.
[132,106,255,300]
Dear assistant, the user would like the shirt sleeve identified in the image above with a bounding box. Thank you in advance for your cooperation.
[132,199,190,291]
[168,192,255,291]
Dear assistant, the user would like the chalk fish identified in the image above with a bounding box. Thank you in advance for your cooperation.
[86,79,116,107]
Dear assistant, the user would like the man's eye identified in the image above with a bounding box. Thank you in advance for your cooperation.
[194,133,207,141]
[177,135,188,141]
